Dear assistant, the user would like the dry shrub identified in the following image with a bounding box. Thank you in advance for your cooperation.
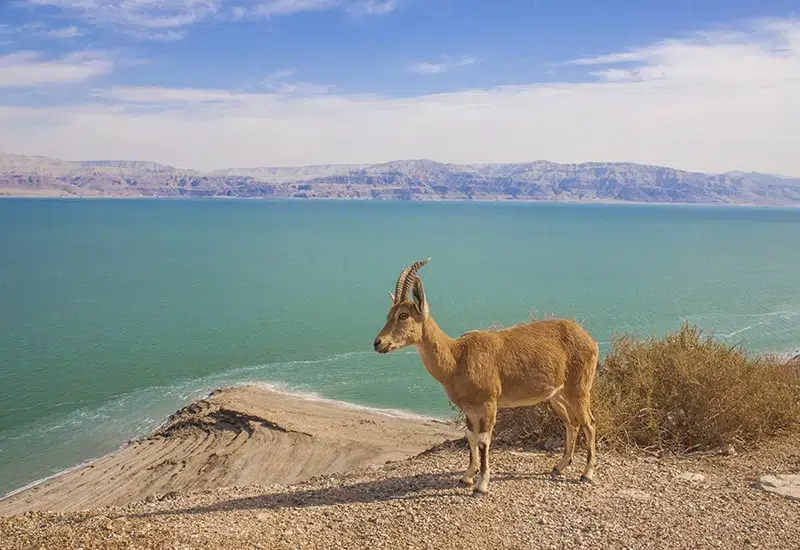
[465,322,800,454]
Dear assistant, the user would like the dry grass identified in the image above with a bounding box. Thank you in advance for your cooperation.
[458,322,800,454]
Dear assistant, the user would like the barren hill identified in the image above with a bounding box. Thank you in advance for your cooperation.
[2,152,799,205]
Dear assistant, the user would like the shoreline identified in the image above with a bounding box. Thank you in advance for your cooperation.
[0,381,451,503]
[0,380,454,497]
[0,384,461,516]
[3,193,800,209]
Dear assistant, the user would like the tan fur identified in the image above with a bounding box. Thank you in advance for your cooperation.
[374,264,599,495]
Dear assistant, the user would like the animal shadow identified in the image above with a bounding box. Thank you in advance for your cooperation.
[131,467,572,518]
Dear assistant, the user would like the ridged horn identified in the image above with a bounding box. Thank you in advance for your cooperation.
[395,257,430,303]
[393,268,412,304]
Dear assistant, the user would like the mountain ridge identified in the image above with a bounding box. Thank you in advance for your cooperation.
[1,152,799,205]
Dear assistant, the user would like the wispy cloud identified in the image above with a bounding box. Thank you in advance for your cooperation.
[410,55,476,75]
[352,0,396,16]
[253,0,337,17]
[23,0,221,39]
[19,1,398,38]
[0,50,113,87]
[92,86,252,103]
[96,79,335,105]
[0,21,84,41]
[241,0,397,18]
[260,67,334,95]
[567,17,800,85]
[568,50,655,66]
[41,26,86,38]
[1,17,798,176]
[264,68,298,81]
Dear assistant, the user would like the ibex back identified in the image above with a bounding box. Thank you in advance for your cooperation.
[373,258,599,495]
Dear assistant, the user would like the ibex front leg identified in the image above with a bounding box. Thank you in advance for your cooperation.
[460,414,480,486]
[473,401,497,496]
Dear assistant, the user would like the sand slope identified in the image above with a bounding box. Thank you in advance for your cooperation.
[0,385,460,516]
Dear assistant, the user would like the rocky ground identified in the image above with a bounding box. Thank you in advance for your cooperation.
[2,431,798,550]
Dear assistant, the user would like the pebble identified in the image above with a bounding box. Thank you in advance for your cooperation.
[755,474,800,501]
[676,472,706,482]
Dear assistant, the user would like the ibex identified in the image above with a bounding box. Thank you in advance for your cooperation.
[373,258,599,496]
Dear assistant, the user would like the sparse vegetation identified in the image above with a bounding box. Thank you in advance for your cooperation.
[455,322,800,454]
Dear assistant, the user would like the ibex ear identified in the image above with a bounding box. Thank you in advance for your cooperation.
[388,291,395,303]
[412,277,429,318]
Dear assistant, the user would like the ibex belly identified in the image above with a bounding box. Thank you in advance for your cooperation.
[497,384,564,409]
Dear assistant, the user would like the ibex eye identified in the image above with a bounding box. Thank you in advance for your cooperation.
[399,312,409,320]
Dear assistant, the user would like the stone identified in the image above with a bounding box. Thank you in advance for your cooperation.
[676,472,706,482]
[616,488,652,501]
[542,436,564,451]
[755,474,800,501]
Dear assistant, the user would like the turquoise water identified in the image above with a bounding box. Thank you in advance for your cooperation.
[1,198,800,495]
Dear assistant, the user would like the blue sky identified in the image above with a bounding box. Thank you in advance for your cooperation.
[1,1,799,175]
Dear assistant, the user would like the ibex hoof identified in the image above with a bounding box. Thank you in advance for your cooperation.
[471,488,488,497]
[580,474,596,484]
[550,467,564,478]
[459,476,475,487]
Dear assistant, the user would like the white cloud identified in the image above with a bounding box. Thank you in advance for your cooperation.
[410,55,476,75]
[24,0,221,38]
[268,81,336,95]
[20,0,396,38]
[0,21,84,40]
[264,68,297,81]
[261,68,335,95]
[93,86,253,103]
[352,0,395,16]
[254,0,338,17]
[410,62,446,75]
[39,25,86,38]
[1,17,799,176]
[242,0,396,18]
[0,50,113,87]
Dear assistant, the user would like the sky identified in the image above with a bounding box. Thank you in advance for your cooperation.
[0,1,798,176]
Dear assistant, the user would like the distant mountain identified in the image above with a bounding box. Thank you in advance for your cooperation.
[1,152,799,205]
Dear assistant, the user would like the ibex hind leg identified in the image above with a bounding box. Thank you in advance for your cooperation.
[575,403,597,484]
[549,393,579,477]
[561,389,598,484]
[577,346,600,483]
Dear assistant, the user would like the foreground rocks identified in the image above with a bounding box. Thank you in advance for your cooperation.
[2,432,798,550]
[755,474,800,501]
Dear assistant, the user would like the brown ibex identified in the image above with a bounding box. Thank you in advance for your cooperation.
[373,258,599,495]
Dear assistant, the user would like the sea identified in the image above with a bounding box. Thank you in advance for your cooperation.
[1,198,800,496]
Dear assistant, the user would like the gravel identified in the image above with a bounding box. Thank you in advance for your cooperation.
[2,431,798,550]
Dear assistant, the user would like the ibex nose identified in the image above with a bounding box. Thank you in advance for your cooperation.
[373,338,382,350]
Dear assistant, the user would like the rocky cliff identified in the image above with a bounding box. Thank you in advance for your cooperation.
[2,153,799,205]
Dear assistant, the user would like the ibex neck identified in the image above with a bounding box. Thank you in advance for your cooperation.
[415,316,457,385]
